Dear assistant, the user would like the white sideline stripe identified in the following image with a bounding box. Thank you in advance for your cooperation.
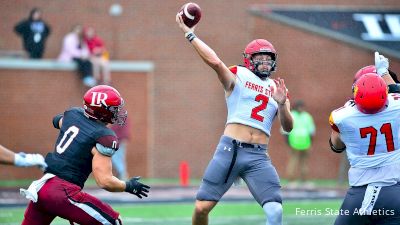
[68,199,112,225]
[1,214,336,225]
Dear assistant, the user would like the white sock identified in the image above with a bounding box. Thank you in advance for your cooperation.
[263,202,282,225]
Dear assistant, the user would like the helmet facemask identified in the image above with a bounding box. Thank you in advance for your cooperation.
[249,53,276,79]
[109,99,127,125]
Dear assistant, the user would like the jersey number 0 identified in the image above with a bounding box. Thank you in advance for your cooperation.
[56,126,80,154]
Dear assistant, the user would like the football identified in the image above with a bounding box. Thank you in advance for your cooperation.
[178,2,202,28]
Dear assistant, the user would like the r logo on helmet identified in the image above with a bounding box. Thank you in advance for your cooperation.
[90,92,108,107]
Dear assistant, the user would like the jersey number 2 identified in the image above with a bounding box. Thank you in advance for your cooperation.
[360,123,394,155]
[56,126,80,154]
[251,94,269,122]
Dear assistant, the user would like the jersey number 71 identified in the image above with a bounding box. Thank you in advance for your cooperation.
[360,123,394,155]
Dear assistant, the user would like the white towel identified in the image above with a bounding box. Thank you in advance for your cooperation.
[20,173,56,203]
[359,185,382,215]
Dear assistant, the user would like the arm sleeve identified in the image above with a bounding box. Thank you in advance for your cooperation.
[45,23,51,36]
[95,143,116,157]
[52,113,63,129]
[14,20,26,35]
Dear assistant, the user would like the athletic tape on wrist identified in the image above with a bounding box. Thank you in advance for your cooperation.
[185,32,196,42]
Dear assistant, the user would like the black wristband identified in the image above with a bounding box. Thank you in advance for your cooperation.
[329,138,346,153]
[185,32,196,42]
[124,181,130,192]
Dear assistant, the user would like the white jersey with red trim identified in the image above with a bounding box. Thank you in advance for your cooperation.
[329,94,400,186]
[226,66,279,136]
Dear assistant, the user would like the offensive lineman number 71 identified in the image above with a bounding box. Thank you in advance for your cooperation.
[360,123,394,156]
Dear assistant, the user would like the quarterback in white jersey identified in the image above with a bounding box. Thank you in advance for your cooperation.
[330,73,400,225]
[176,12,293,225]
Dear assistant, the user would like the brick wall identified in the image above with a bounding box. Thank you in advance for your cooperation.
[1,0,400,180]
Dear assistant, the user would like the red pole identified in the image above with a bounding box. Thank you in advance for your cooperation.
[180,161,190,187]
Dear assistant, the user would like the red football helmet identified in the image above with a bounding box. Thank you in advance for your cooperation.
[83,85,127,125]
[353,65,377,83]
[353,73,388,114]
[243,39,277,78]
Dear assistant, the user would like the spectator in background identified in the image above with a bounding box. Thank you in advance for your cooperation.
[84,27,111,85]
[285,100,315,187]
[110,117,131,180]
[58,25,96,87]
[14,8,51,59]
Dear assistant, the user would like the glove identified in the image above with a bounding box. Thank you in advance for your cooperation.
[14,152,47,170]
[375,51,389,76]
[125,176,150,199]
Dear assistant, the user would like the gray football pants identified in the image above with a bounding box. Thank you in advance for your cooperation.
[196,135,282,206]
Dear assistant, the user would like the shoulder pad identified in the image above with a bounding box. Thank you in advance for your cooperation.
[97,135,119,150]
[52,113,63,129]
[65,107,84,115]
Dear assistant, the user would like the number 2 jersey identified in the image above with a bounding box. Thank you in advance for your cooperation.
[329,94,400,186]
[45,107,119,188]
[226,66,280,136]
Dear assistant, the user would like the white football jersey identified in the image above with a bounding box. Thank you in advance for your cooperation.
[226,66,279,136]
[329,94,400,186]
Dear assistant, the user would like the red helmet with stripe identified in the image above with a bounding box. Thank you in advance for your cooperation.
[243,39,277,78]
[353,73,388,114]
[83,85,127,125]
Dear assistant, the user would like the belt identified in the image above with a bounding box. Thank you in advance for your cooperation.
[235,140,257,148]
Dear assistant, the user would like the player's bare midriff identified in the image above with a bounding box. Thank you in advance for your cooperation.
[224,123,269,145]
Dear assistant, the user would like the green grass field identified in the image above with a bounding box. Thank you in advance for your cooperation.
[0,199,342,225]
[0,178,346,189]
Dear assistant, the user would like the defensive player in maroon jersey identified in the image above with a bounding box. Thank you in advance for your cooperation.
[21,85,150,225]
